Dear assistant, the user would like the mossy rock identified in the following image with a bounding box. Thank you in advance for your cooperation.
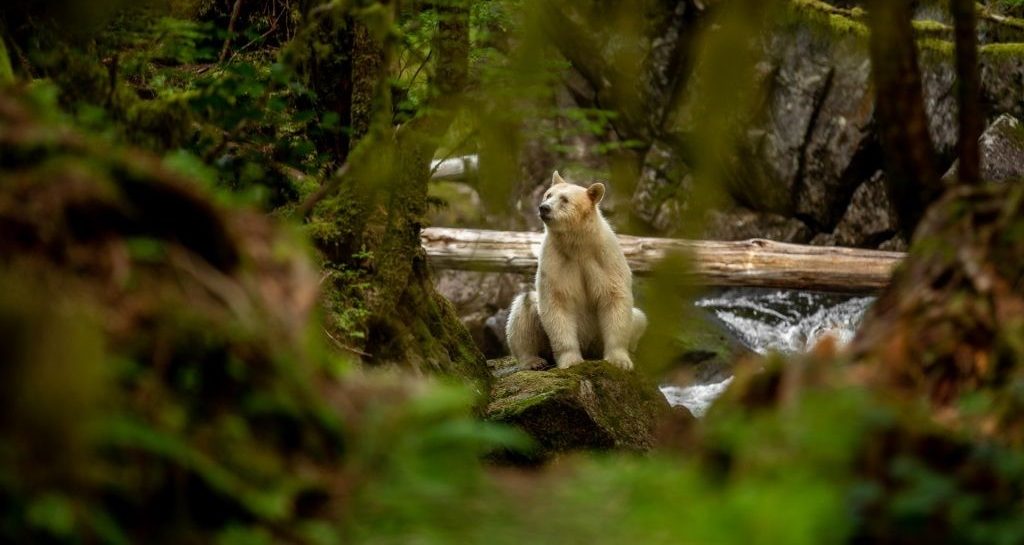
[666,308,753,385]
[486,358,672,456]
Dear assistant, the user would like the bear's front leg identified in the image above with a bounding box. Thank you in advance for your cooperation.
[539,306,584,369]
[600,298,635,370]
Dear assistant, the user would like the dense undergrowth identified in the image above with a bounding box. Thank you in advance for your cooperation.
[4,1,1024,544]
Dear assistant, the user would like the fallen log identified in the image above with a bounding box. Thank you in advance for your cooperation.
[421,227,906,293]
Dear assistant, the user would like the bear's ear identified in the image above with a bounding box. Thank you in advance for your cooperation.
[551,170,566,186]
[587,183,605,204]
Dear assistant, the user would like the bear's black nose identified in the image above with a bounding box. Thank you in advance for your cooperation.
[538,203,552,218]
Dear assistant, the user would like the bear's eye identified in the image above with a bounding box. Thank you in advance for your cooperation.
[560,196,568,204]
[544,192,551,200]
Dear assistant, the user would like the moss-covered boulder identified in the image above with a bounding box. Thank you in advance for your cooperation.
[665,307,753,385]
[943,114,1024,184]
[486,358,674,456]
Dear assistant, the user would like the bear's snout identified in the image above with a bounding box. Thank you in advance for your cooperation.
[538,203,552,220]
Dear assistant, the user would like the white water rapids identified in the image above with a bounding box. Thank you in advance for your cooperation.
[660,289,875,417]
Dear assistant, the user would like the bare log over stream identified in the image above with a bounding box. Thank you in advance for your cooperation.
[421,227,906,293]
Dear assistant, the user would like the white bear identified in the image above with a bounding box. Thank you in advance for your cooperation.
[506,171,646,370]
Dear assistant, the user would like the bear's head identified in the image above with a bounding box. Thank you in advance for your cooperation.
[538,171,605,231]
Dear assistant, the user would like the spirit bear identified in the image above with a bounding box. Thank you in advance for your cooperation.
[506,171,646,370]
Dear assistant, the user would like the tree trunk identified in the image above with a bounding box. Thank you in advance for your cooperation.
[865,0,942,239]
[951,0,982,185]
[292,1,354,163]
[307,1,489,392]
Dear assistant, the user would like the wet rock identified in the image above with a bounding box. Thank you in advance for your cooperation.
[486,358,672,455]
[436,271,526,358]
[877,235,908,252]
[829,171,899,248]
[743,29,834,216]
[485,308,510,354]
[943,114,1024,184]
[663,308,754,385]
[809,232,837,246]
[703,207,813,243]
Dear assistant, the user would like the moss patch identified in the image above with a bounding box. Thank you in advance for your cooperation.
[486,360,671,457]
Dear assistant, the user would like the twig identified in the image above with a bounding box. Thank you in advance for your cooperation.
[323,327,372,357]
[408,49,433,86]
[219,0,245,63]
[296,162,351,219]
[228,9,286,62]
[428,129,477,178]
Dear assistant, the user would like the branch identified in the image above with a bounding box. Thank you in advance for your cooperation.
[219,0,244,63]
[952,0,982,184]
[296,162,350,219]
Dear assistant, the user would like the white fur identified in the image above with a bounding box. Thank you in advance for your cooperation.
[506,171,647,370]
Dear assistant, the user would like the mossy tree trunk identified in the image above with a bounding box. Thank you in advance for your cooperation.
[309,1,490,393]
[292,0,356,164]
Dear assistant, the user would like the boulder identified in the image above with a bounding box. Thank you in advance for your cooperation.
[486,358,672,455]
[664,308,754,385]
[435,270,527,358]
[828,170,899,248]
[943,114,1024,184]
[981,48,1024,122]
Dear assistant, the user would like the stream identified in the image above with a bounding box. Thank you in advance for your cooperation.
[660,289,875,417]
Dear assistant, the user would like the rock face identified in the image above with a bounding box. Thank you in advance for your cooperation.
[944,114,1024,183]
[812,170,899,248]
[486,358,673,455]
[795,36,876,230]
[703,207,813,243]
[632,140,691,233]
[629,11,1024,248]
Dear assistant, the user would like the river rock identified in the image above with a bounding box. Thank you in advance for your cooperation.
[486,358,672,455]
[663,307,754,385]
[943,114,1024,184]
